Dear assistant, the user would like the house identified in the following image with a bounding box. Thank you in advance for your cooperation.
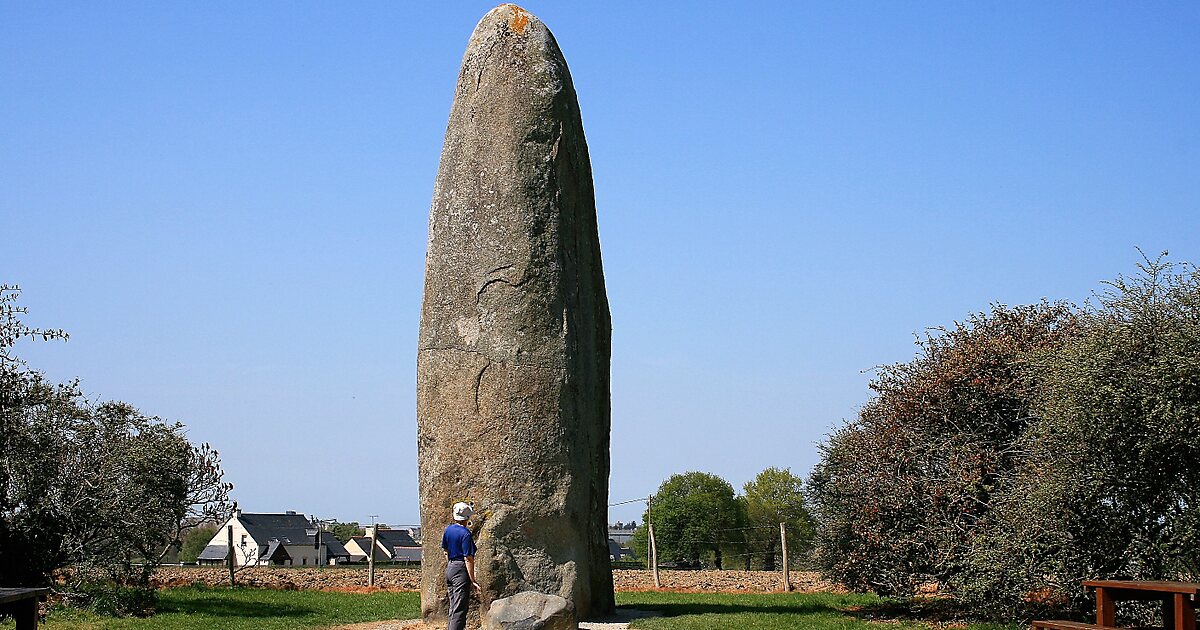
[197,510,350,567]
[608,539,637,561]
[608,523,638,561]
[344,526,421,564]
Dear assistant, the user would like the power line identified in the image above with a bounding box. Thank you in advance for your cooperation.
[608,496,650,507]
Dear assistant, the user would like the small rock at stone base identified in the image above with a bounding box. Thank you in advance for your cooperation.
[483,591,576,630]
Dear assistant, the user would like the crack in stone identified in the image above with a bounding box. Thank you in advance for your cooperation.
[474,360,491,412]
[476,275,531,303]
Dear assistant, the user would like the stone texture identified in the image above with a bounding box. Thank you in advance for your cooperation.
[483,592,576,630]
[417,3,613,626]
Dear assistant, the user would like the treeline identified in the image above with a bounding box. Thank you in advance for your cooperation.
[632,468,812,571]
[0,285,232,615]
[809,255,1200,619]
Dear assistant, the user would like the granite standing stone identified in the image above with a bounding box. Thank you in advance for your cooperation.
[417,4,613,626]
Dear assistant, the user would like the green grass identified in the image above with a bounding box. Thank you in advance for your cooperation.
[616,591,1015,630]
[1,586,420,630]
[2,587,1020,630]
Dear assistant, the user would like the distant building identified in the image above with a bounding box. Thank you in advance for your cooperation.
[197,510,350,567]
[608,539,637,561]
[344,526,421,564]
[607,523,638,561]
[607,529,635,546]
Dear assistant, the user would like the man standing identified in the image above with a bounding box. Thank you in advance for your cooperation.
[442,502,479,630]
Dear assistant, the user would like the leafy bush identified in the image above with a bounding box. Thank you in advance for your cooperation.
[0,285,233,598]
[958,256,1200,620]
[73,579,159,617]
[811,256,1200,621]
[809,302,1076,596]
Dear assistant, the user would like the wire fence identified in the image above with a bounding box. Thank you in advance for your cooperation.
[608,492,802,584]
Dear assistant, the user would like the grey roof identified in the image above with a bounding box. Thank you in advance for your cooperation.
[320,532,349,558]
[197,545,229,561]
[375,529,418,549]
[391,546,422,562]
[350,536,390,561]
[608,539,636,560]
[262,540,291,561]
[237,512,316,546]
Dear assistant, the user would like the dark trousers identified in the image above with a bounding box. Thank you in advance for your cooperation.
[446,560,470,630]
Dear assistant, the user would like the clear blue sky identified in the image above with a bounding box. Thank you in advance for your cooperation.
[3,2,1197,527]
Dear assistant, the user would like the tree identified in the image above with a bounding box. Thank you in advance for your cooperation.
[330,521,365,543]
[960,255,1200,619]
[0,285,233,613]
[636,472,745,569]
[180,525,219,563]
[809,302,1077,596]
[743,467,812,570]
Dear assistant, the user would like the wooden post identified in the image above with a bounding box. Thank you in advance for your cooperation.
[780,522,790,592]
[227,524,236,586]
[368,525,378,587]
[1095,586,1115,627]
[646,494,660,588]
[648,523,660,588]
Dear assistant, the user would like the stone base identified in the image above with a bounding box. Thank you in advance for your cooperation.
[483,591,576,630]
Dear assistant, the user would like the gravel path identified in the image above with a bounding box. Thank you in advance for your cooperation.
[327,610,659,630]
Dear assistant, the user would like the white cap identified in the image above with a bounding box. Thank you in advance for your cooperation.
[453,502,473,522]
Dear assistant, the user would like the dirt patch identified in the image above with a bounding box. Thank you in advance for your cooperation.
[323,621,422,630]
[612,569,842,593]
[153,567,838,594]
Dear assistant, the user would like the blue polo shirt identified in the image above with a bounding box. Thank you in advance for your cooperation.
[441,523,476,561]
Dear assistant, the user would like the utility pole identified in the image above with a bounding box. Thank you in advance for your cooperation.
[780,522,790,592]
[368,514,379,587]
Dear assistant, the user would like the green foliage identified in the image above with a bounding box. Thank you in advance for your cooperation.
[809,302,1077,597]
[742,467,812,570]
[330,521,365,543]
[73,580,159,617]
[638,472,746,569]
[811,255,1200,621]
[0,285,233,600]
[958,255,1200,619]
[180,525,219,563]
[615,591,1009,630]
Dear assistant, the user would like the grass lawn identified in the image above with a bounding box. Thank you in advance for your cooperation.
[2,587,1018,630]
[616,591,1014,630]
[1,586,420,630]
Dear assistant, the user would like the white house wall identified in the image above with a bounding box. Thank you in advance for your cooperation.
[204,517,262,566]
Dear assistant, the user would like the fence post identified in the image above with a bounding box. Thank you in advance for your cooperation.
[647,494,660,588]
[780,522,790,592]
[649,523,660,588]
[368,525,378,587]
[227,524,236,587]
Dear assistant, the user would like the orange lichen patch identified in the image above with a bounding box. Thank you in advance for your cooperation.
[505,4,530,34]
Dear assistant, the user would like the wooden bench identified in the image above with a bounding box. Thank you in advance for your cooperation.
[1084,580,1199,630]
[1032,620,1111,630]
[0,588,49,630]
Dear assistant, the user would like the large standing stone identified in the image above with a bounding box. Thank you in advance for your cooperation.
[417,3,613,626]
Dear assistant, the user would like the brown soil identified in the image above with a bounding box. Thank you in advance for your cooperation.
[153,566,839,594]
